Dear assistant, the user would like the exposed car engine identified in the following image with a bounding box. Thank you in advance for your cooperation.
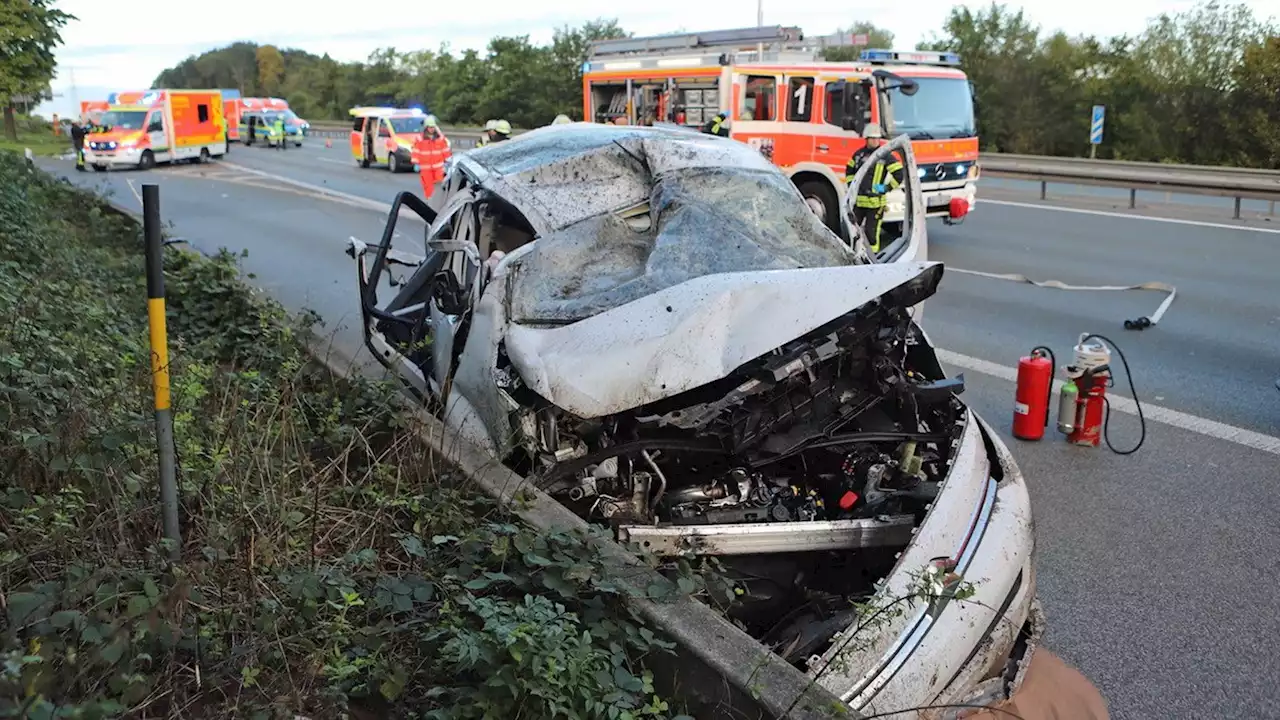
[511,292,964,532]
[490,285,966,664]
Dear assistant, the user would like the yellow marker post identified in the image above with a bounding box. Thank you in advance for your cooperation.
[143,184,181,560]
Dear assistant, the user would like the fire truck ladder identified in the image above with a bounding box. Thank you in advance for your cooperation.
[588,26,804,58]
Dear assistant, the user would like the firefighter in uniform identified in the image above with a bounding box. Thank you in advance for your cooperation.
[846,125,904,253]
[703,110,729,137]
[477,119,497,148]
[492,119,512,143]
[70,116,88,171]
[411,115,452,200]
[273,116,286,150]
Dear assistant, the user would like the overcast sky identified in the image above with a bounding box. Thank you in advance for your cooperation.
[36,0,1279,118]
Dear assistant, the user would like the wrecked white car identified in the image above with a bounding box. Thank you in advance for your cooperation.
[344,125,1045,716]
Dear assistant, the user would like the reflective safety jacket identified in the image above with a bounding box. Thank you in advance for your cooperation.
[704,115,729,137]
[412,131,452,181]
[847,146,904,210]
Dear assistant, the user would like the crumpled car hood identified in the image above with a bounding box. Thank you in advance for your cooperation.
[503,262,943,419]
[462,124,865,325]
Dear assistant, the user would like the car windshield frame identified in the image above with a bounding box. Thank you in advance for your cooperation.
[99,110,148,130]
[888,76,976,140]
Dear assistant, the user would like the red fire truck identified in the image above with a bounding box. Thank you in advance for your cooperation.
[583,26,980,230]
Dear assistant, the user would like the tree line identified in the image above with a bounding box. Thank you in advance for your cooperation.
[3,1,1275,165]
[0,0,73,141]
[150,2,1277,167]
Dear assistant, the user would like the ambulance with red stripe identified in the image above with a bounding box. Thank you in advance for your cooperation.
[348,106,429,173]
[583,27,979,231]
[83,90,228,171]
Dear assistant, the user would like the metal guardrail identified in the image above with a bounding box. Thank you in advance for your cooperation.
[304,122,1279,219]
[979,153,1280,218]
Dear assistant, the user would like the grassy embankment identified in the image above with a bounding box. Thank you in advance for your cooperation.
[0,151,705,720]
[0,117,71,157]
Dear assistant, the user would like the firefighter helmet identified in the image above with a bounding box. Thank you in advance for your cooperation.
[552,114,572,125]
[494,119,512,136]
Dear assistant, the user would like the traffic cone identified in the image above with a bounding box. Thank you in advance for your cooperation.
[325,137,332,148]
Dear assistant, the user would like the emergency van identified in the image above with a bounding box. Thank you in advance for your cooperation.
[583,26,979,230]
[83,90,227,171]
[234,97,308,145]
[84,90,239,145]
[348,106,427,173]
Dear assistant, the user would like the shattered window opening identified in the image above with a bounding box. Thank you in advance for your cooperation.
[491,133,860,324]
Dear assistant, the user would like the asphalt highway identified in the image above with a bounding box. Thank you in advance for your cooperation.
[36,141,1280,720]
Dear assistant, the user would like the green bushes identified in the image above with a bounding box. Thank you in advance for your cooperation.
[0,154,691,719]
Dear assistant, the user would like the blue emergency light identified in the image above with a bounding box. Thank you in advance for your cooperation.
[860,49,961,66]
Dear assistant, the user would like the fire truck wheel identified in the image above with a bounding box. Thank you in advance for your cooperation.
[198,148,210,163]
[139,150,155,170]
[798,179,839,231]
[388,153,400,173]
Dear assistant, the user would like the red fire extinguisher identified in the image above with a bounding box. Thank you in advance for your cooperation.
[1065,369,1110,447]
[1012,346,1056,441]
[1057,334,1113,447]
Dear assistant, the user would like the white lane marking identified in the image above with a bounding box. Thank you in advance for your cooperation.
[219,160,393,213]
[936,349,1280,457]
[981,199,1280,235]
[125,178,143,207]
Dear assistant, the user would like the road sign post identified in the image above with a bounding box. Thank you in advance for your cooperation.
[143,184,182,561]
[1090,105,1105,159]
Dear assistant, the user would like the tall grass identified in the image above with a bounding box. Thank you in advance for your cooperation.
[0,155,689,720]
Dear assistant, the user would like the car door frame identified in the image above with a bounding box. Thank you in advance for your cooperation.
[347,185,484,399]
[843,133,927,266]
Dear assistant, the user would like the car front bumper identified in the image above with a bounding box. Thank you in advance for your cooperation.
[883,182,977,223]
[808,410,1044,716]
[84,146,144,167]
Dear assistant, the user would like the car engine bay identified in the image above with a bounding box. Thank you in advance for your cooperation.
[495,282,967,665]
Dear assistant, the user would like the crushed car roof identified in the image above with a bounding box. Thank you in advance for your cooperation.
[461,124,863,324]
